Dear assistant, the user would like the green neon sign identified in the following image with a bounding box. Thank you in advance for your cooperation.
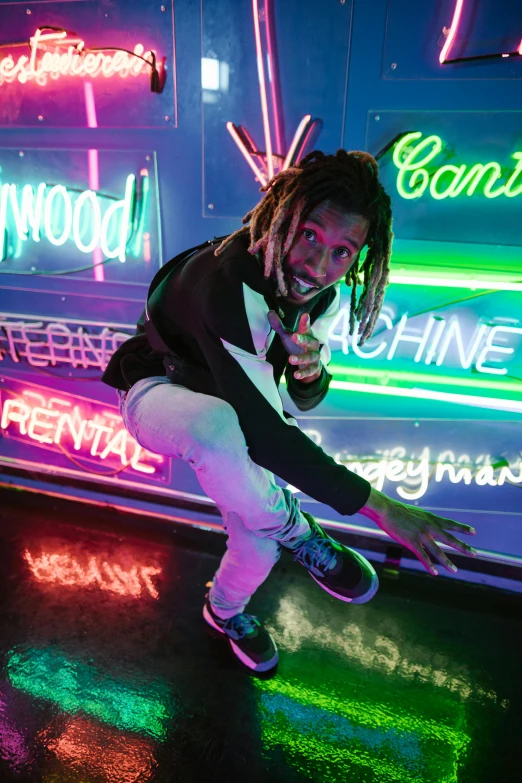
[0,172,146,263]
[392,132,522,200]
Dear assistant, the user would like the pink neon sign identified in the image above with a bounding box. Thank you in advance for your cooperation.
[0,379,165,478]
[227,0,317,186]
[25,548,162,599]
[0,28,157,87]
[440,0,522,64]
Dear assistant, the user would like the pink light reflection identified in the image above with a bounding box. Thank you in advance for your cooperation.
[84,81,104,282]
[46,716,157,782]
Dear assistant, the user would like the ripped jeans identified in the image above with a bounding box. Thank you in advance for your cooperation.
[118,376,310,619]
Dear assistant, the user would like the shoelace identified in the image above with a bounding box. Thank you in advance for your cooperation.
[223,613,259,640]
[293,535,338,577]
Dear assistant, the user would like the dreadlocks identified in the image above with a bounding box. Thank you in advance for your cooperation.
[215,149,393,345]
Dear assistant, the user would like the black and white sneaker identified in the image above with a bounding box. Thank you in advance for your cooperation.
[203,596,279,673]
[288,513,379,604]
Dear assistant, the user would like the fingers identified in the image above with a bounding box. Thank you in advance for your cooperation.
[289,351,320,367]
[294,363,321,381]
[408,542,439,576]
[297,313,310,334]
[267,310,285,335]
[437,517,476,536]
[422,536,458,574]
[431,529,477,558]
[292,332,321,352]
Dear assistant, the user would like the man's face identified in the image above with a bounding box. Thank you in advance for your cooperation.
[280,201,369,304]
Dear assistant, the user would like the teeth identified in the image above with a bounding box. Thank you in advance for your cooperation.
[293,275,316,290]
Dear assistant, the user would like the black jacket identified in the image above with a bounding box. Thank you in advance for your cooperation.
[102,235,371,515]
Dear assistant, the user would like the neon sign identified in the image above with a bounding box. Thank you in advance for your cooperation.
[25,549,162,599]
[227,0,317,186]
[439,0,522,64]
[0,383,164,477]
[0,28,154,87]
[392,133,522,200]
[328,306,522,376]
[0,314,133,370]
[334,445,522,502]
[0,173,140,263]
[291,430,522,502]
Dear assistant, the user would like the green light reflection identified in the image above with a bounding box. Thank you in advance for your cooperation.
[7,647,173,740]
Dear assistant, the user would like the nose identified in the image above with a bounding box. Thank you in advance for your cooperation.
[304,247,329,281]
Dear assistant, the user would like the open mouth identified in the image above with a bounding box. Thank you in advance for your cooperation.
[290,275,320,296]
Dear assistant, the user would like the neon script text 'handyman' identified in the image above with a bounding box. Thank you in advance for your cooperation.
[0,28,152,87]
[0,175,136,262]
[393,133,522,200]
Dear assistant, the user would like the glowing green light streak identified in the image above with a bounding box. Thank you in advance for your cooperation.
[327,378,522,413]
[7,647,172,740]
[254,677,470,783]
[328,365,522,395]
[130,170,150,257]
[388,275,522,292]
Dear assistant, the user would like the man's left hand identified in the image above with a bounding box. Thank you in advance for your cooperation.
[267,311,322,383]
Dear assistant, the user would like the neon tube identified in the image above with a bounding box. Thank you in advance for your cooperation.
[328,365,522,395]
[226,122,268,186]
[439,0,465,64]
[282,114,312,171]
[84,81,104,281]
[252,0,274,180]
[388,275,522,292]
[264,0,284,156]
[328,379,522,414]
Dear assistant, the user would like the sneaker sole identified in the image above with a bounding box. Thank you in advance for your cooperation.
[309,549,380,604]
[203,604,279,673]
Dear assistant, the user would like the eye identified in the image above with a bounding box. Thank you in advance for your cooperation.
[335,247,351,259]
[302,228,316,242]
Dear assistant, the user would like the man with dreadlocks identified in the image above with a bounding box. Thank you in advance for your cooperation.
[103,149,477,673]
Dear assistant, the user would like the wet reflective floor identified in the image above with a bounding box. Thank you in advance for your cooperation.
[0,488,520,783]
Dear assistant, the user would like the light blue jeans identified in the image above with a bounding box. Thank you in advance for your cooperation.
[118,376,310,619]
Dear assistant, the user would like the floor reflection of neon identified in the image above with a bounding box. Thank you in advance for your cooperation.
[7,648,172,740]
[46,716,156,782]
[24,549,162,599]
[254,677,469,783]
[84,81,104,283]
[439,0,465,64]
[0,692,30,770]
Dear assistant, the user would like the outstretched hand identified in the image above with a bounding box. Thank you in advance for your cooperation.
[268,311,322,383]
[363,489,477,575]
